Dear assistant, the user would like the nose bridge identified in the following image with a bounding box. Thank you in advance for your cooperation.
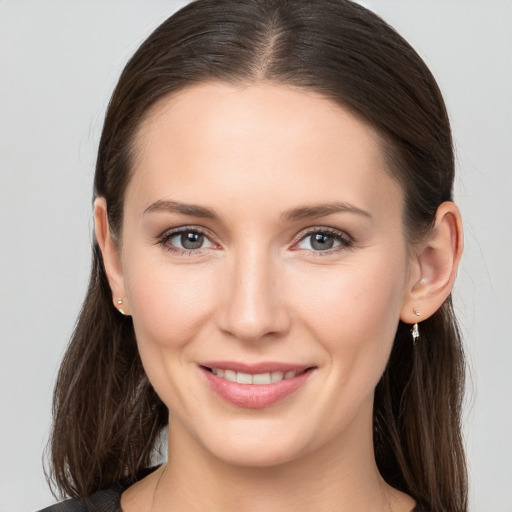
[217,242,288,342]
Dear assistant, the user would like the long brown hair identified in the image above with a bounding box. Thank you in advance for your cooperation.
[47,1,467,510]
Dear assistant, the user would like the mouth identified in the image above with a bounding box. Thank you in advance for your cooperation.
[199,362,316,408]
[203,366,310,385]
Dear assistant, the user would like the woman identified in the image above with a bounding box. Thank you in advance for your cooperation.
[41,0,467,510]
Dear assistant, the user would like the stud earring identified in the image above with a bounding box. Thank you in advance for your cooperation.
[115,298,127,315]
[411,322,420,344]
[413,307,420,317]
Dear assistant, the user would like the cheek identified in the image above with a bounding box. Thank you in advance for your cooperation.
[285,256,409,435]
[290,255,407,365]
[125,259,217,351]
[123,258,220,411]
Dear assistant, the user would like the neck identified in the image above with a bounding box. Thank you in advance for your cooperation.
[148,407,410,512]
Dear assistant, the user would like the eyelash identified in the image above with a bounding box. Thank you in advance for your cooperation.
[157,226,215,256]
[157,226,354,256]
[292,227,354,256]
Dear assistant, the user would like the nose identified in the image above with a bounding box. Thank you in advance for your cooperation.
[215,247,291,343]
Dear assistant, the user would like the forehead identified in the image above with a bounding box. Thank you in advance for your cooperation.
[127,82,403,221]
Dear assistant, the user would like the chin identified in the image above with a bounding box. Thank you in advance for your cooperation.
[188,414,325,469]
[208,438,310,468]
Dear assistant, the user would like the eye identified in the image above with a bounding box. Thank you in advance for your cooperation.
[159,228,216,253]
[174,231,207,250]
[295,229,352,252]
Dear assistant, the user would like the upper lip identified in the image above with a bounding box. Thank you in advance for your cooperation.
[200,361,315,374]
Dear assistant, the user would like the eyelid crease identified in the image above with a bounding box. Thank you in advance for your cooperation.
[156,225,213,241]
[294,224,352,240]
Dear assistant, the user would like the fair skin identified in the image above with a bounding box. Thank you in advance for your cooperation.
[95,83,463,512]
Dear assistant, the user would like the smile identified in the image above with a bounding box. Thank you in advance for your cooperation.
[209,368,304,385]
[200,362,316,408]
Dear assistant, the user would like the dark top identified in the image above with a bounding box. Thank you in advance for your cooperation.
[38,485,123,512]
[38,473,427,512]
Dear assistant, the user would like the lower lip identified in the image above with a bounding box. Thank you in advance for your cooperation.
[201,367,314,409]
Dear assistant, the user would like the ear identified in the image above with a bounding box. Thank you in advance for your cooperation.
[400,201,463,324]
[94,197,131,315]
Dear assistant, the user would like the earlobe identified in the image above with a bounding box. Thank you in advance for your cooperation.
[94,197,131,315]
[400,201,463,324]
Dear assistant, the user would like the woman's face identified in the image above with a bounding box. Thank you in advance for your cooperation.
[117,83,415,466]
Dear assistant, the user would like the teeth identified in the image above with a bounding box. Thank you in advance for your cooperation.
[210,368,300,384]
[253,372,271,384]
[236,372,253,384]
[224,369,237,382]
[271,371,284,382]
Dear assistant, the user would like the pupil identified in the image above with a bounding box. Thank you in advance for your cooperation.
[181,232,203,249]
[311,233,334,250]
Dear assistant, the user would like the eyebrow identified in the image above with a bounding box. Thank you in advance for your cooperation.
[143,199,218,219]
[143,199,371,222]
[282,202,372,221]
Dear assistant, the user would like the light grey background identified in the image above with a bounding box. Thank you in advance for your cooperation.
[0,1,510,511]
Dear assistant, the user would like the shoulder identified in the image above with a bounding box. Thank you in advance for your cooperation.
[37,485,122,512]
[36,466,161,512]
